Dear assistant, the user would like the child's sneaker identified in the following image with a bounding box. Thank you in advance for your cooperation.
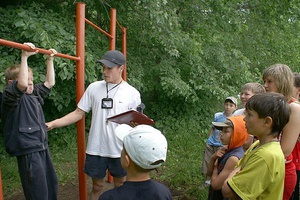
[204,180,211,185]
[199,180,211,189]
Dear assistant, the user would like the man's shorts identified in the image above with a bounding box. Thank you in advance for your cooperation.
[83,154,127,179]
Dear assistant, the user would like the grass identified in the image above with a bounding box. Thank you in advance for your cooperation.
[0,127,80,198]
[153,118,210,199]
[1,118,210,199]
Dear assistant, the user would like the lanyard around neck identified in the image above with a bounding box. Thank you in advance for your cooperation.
[106,80,122,98]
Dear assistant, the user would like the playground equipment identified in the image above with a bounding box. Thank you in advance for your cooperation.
[0,2,127,200]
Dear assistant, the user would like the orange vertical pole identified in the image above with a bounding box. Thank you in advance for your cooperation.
[76,2,87,200]
[107,8,117,184]
[122,27,127,81]
[109,9,116,50]
[0,167,3,200]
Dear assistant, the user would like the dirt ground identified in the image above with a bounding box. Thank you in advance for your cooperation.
[4,177,185,200]
[4,177,114,200]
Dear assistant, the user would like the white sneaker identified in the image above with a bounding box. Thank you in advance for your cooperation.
[205,180,211,185]
[199,180,211,189]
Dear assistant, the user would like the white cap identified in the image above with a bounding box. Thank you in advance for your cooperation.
[115,124,168,169]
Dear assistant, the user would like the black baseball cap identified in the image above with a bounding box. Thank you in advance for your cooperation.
[96,50,126,68]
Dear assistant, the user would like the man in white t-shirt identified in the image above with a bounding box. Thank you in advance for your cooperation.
[46,50,141,200]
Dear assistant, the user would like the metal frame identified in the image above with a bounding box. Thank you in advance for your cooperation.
[0,2,127,199]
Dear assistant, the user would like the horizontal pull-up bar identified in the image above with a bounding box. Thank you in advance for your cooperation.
[116,20,125,33]
[0,39,80,61]
[85,19,113,39]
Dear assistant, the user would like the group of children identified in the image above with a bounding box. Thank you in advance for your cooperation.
[202,65,300,199]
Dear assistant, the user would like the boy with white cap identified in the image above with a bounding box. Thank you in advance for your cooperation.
[99,124,172,200]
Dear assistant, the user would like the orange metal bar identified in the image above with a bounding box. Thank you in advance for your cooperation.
[116,20,122,31]
[85,19,113,39]
[76,2,87,200]
[0,5,127,199]
[122,27,127,81]
[0,39,79,61]
[109,9,116,50]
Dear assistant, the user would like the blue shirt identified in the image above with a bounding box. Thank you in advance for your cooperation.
[207,112,227,146]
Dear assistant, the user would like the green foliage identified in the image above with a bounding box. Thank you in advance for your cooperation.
[0,1,110,119]
[152,116,209,199]
[1,0,300,198]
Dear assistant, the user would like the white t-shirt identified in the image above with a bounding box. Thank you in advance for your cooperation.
[233,108,245,116]
[78,80,141,157]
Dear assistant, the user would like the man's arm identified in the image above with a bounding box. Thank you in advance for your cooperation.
[46,107,85,131]
[44,49,57,89]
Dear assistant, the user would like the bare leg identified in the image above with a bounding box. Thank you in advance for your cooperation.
[90,178,105,200]
[113,176,125,187]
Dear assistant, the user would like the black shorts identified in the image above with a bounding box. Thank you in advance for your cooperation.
[83,154,127,179]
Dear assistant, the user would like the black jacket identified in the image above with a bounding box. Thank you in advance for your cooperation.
[1,81,50,156]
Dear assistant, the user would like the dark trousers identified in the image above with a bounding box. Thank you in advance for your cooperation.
[17,149,58,200]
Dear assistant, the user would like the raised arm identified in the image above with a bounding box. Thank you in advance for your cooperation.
[206,146,226,177]
[280,102,300,157]
[17,43,38,91]
[44,48,57,89]
[46,107,85,131]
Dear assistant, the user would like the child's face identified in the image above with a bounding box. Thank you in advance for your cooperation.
[263,76,279,93]
[220,127,233,145]
[240,89,254,107]
[224,102,236,115]
[26,72,34,94]
[244,109,264,137]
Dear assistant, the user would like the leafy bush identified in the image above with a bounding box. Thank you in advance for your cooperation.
[1,0,300,199]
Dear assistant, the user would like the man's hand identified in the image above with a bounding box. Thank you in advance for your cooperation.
[45,121,54,131]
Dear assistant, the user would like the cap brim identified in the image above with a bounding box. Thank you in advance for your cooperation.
[115,124,133,141]
[96,59,118,68]
[212,121,231,130]
[225,97,237,106]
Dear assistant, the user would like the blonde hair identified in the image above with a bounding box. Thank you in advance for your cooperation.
[241,82,265,94]
[262,63,294,100]
[5,64,33,85]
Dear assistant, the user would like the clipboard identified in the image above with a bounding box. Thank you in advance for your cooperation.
[107,110,155,125]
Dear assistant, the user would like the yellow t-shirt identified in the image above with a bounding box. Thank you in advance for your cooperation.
[228,140,284,200]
